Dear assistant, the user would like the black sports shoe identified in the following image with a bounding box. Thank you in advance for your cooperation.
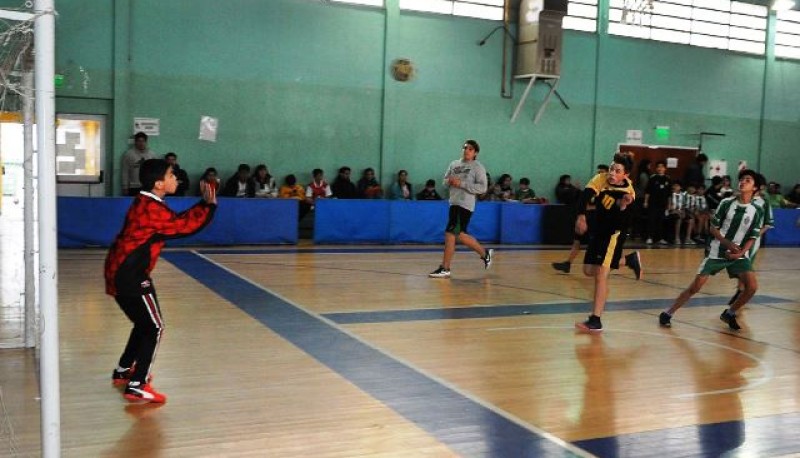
[483,249,494,270]
[428,266,451,278]
[575,315,603,332]
[720,310,741,331]
[728,288,742,306]
[552,261,571,273]
[659,312,672,328]
[625,251,643,280]
[112,367,133,386]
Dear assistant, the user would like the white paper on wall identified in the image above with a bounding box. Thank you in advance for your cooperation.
[199,116,218,142]
[709,160,727,177]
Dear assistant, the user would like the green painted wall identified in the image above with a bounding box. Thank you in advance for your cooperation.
[44,0,799,196]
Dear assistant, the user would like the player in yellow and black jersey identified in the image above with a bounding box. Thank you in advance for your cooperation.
[574,152,643,332]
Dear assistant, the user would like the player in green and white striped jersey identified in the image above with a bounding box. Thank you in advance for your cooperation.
[659,170,765,331]
[727,173,773,306]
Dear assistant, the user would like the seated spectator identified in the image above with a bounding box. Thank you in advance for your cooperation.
[165,152,190,196]
[221,164,251,197]
[416,179,443,200]
[767,181,798,208]
[357,168,383,199]
[388,170,413,200]
[331,166,358,199]
[718,175,734,200]
[492,174,515,201]
[306,168,332,204]
[786,184,800,205]
[478,173,495,201]
[248,164,278,198]
[279,174,311,220]
[515,178,542,204]
[198,167,220,195]
[554,174,580,206]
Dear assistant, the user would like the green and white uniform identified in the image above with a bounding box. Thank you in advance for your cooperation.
[699,196,764,277]
[749,195,773,258]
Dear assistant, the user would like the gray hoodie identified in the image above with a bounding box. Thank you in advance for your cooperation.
[443,159,487,212]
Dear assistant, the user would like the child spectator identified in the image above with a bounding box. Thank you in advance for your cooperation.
[248,164,278,198]
[388,170,414,200]
[667,182,694,245]
[416,179,443,200]
[644,161,671,245]
[331,166,358,199]
[280,174,311,220]
[492,174,515,201]
[221,164,251,197]
[694,184,710,241]
[357,168,383,199]
[555,174,580,206]
[306,168,332,204]
[198,167,220,195]
[515,178,541,204]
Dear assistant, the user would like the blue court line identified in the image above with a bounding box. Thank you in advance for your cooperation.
[323,295,793,324]
[575,412,800,457]
[196,246,565,255]
[162,251,584,457]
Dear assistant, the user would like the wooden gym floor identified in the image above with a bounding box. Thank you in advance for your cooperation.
[1,205,800,456]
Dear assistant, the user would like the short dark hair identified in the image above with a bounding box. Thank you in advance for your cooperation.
[612,153,634,173]
[520,177,530,185]
[465,139,480,153]
[285,174,297,186]
[426,179,436,187]
[139,159,170,192]
[134,132,148,141]
[738,169,758,183]
[313,168,323,177]
[696,153,708,163]
[597,164,609,172]
[164,152,177,160]
[237,164,251,173]
[339,166,351,174]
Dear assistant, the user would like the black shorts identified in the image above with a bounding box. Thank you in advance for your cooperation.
[445,205,473,235]
[584,230,627,269]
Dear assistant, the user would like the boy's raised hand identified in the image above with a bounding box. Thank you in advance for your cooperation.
[200,180,217,205]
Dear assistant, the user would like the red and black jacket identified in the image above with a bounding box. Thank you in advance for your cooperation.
[104,192,216,296]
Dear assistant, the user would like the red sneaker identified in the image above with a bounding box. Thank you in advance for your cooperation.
[124,383,167,404]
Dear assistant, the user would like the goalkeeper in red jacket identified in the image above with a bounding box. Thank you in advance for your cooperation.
[105,158,217,403]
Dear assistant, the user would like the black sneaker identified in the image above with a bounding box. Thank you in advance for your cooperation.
[625,251,643,280]
[659,312,672,328]
[552,261,571,273]
[728,288,742,306]
[483,249,494,270]
[575,315,603,332]
[428,266,451,278]
[720,310,741,331]
[112,367,133,386]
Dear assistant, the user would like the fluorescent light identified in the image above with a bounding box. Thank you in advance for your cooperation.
[772,0,796,11]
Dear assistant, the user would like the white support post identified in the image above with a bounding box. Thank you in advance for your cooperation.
[23,58,36,349]
[34,0,61,456]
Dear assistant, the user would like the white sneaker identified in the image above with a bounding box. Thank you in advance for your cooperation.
[658,239,670,245]
[646,238,653,244]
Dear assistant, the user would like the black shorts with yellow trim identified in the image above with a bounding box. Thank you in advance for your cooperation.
[445,205,473,235]
[584,230,627,269]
